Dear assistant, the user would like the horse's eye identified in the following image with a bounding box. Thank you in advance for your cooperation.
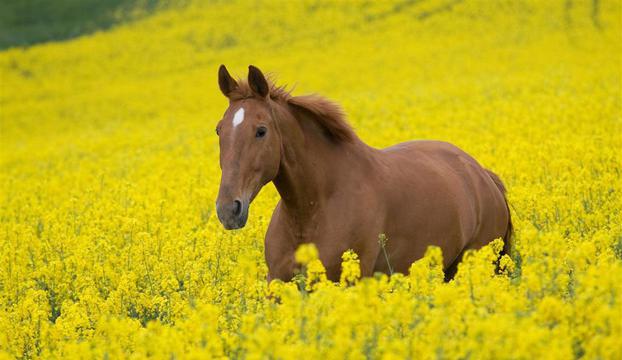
[256,126,267,138]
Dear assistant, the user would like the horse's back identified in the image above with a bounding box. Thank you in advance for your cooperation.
[382,140,473,164]
[376,140,509,270]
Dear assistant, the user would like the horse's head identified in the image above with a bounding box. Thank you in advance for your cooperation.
[215,65,281,229]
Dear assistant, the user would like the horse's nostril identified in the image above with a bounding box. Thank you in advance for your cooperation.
[233,200,242,217]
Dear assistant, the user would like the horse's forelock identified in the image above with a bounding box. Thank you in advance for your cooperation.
[228,78,355,143]
[227,77,292,102]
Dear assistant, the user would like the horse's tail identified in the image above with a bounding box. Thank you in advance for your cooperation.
[485,169,513,257]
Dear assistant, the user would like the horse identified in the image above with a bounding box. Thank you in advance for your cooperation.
[215,65,512,282]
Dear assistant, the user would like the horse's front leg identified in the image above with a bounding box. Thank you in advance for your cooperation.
[266,253,296,282]
[264,204,298,282]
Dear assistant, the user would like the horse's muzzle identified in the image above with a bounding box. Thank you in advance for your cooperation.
[216,198,249,230]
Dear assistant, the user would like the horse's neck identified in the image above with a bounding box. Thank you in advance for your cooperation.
[272,104,371,220]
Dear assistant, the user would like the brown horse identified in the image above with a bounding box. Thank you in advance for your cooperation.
[215,65,512,282]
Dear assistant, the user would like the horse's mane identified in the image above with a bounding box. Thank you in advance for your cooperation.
[229,78,356,143]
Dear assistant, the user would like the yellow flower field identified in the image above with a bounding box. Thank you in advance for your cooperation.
[1,0,621,358]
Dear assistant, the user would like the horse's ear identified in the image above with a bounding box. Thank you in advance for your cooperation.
[248,65,269,98]
[218,65,238,97]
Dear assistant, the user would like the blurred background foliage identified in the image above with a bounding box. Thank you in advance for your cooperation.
[0,0,189,49]
[0,0,609,50]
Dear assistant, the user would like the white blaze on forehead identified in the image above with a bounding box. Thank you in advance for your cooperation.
[232,107,245,127]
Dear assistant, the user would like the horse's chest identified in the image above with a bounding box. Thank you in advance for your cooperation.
[266,204,372,281]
